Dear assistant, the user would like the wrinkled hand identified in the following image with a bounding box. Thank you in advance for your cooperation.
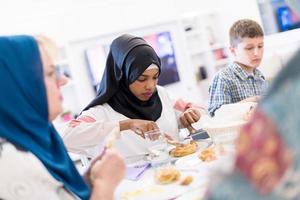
[120,119,160,140]
[179,108,201,128]
[88,149,125,200]
[240,96,261,103]
[90,149,125,189]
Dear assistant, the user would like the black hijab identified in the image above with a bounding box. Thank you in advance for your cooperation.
[83,34,162,121]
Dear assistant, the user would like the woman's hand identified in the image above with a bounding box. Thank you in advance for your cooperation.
[179,108,201,128]
[89,149,125,200]
[119,119,160,140]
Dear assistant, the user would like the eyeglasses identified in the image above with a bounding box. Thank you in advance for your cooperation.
[55,65,64,79]
[45,64,63,81]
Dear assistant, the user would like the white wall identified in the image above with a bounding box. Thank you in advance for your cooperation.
[2,0,260,44]
[1,0,300,112]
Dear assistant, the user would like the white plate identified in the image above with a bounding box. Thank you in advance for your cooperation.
[168,140,211,159]
[175,145,235,170]
[118,170,208,200]
[125,140,212,168]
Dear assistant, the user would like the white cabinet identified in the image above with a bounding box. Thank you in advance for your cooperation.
[179,12,229,83]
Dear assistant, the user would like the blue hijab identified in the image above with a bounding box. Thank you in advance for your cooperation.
[0,36,90,199]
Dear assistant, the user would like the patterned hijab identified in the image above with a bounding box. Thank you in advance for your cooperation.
[209,2,300,199]
[83,34,162,121]
[0,36,90,199]
[210,49,300,200]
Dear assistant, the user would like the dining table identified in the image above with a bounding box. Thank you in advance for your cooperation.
[114,133,238,200]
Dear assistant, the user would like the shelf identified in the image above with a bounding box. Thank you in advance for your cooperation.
[215,58,230,66]
[188,48,208,55]
[184,30,203,37]
[180,12,226,82]
[210,43,226,51]
[188,46,227,55]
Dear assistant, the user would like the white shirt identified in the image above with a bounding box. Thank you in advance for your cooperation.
[0,140,77,200]
[62,86,182,158]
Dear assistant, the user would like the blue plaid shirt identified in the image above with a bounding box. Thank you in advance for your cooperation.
[208,62,268,116]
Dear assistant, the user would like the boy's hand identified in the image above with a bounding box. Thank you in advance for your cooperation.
[240,96,261,103]
[179,108,201,128]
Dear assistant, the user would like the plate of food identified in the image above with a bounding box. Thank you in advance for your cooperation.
[168,140,211,158]
[175,145,235,170]
[141,140,211,167]
[119,166,208,200]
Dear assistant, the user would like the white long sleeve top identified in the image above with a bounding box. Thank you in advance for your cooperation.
[0,140,77,200]
[62,86,182,158]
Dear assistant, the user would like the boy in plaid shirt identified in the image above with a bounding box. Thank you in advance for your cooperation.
[208,19,268,116]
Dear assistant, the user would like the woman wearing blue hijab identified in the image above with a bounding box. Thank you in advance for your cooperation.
[0,35,125,200]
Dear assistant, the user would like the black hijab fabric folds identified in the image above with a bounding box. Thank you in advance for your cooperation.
[83,34,163,121]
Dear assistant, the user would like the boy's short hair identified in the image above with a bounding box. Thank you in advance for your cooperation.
[229,19,264,46]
